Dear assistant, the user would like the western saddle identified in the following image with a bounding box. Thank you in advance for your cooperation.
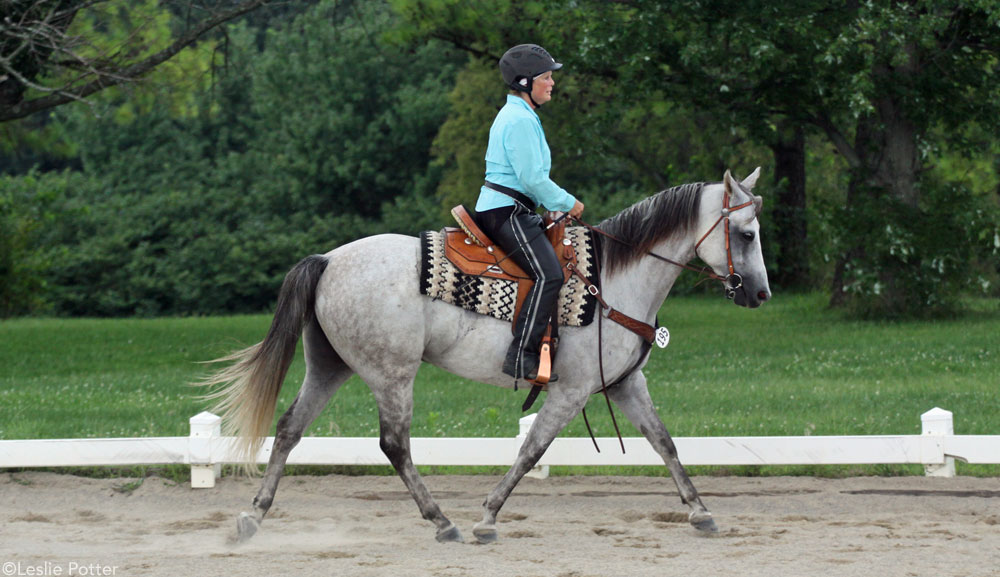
[444,205,578,385]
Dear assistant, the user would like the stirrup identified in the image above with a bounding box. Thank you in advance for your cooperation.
[532,339,553,385]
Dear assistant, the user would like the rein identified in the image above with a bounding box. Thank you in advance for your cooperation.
[575,193,757,299]
[578,222,722,281]
[558,194,756,453]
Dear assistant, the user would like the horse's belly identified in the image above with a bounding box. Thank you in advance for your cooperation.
[421,300,517,388]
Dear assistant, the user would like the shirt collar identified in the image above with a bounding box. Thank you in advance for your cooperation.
[507,94,538,119]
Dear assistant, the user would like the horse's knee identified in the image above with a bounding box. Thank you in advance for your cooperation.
[379,433,408,466]
[656,432,677,451]
[656,437,679,459]
[642,424,679,458]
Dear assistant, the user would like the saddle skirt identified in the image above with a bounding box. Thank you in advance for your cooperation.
[419,219,601,328]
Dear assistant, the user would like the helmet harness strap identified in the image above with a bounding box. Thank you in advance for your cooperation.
[518,76,543,109]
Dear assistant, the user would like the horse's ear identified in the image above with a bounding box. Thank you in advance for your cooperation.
[741,167,762,191]
[753,195,763,217]
[723,169,735,200]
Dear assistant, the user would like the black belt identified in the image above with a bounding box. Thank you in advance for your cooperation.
[484,181,537,212]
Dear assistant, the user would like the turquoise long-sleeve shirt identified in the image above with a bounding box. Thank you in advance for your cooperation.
[475,95,576,213]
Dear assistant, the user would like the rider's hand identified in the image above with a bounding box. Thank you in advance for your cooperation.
[569,200,585,219]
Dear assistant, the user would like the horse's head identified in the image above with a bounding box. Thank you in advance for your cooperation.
[695,167,771,308]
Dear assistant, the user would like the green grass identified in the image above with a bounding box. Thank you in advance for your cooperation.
[1,294,998,477]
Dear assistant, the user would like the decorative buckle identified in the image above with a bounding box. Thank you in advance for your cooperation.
[588,285,600,296]
[724,273,743,299]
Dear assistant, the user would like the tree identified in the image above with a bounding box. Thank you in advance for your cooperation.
[397,0,1000,314]
[0,169,66,316]
[573,0,838,290]
[0,0,270,122]
[17,0,462,316]
[533,1,1000,313]
[813,1,1000,314]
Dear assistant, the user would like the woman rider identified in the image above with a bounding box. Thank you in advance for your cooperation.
[474,44,585,383]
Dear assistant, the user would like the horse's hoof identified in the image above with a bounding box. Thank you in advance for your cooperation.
[689,511,718,533]
[472,524,499,544]
[236,512,260,543]
[435,523,464,543]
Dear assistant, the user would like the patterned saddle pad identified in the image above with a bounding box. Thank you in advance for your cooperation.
[419,227,601,327]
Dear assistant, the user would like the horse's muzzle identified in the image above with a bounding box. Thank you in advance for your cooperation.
[731,283,770,308]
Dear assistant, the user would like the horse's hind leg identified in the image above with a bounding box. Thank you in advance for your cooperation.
[237,321,352,542]
[368,373,464,543]
[607,371,718,533]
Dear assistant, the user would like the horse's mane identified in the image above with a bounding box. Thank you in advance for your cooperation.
[596,182,705,275]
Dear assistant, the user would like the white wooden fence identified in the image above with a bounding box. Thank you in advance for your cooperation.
[1,407,998,488]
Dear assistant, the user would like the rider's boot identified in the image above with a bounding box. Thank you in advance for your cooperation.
[502,340,558,383]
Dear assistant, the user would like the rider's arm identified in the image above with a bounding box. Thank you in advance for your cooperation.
[504,117,577,213]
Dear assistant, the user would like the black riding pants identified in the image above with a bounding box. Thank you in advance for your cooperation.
[477,205,564,378]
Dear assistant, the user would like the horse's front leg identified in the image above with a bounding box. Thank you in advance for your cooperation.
[607,371,718,533]
[473,385,590,543]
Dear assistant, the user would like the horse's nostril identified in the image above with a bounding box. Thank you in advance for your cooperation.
[758,291,769,301]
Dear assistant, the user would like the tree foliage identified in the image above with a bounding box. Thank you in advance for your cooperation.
[0,169,63,316]
[0,0,270,122]
[1,0,998,318]
[402,0,1000,315]
[1,0,461,316]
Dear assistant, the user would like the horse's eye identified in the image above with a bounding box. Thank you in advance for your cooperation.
[741,231,755,242]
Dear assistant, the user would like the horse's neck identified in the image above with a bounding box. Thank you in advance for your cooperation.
[599,235,694,323]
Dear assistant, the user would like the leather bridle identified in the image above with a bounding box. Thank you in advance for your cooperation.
[577,187,758,300]
[692,188,758,299]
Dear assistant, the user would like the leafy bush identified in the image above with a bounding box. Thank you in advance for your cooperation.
[835,180,999,319]
[0,170,85,317]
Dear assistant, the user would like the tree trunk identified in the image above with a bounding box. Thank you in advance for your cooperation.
[769,121,809,290]
[828,116,874,307]
[829,48,922,309]
[828,163,869,308]
[872,80,920,207]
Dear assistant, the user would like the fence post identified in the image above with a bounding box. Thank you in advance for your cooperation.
[190,412,222,488]
[518,413,549,479]
[921,407,955,478]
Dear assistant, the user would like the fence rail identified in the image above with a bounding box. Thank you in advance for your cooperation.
[1,408,998,488]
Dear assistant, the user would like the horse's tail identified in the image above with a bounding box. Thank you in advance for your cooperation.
[199,254,329,469]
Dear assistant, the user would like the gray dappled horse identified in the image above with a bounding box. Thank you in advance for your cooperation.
[202,168,771,544]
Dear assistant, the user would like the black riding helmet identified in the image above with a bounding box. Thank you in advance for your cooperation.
[499,44,562,107]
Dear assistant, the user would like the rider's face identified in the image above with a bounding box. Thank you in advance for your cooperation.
[531,71,554,106]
